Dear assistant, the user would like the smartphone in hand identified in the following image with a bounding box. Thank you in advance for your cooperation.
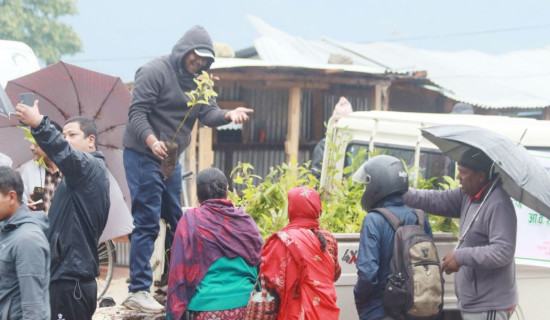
[20,92,34,106]
[18,93,35,126]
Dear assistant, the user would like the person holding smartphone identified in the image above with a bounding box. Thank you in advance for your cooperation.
[15,100,110,320]
[18,93,64,214]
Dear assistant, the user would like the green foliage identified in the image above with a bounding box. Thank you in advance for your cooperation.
[401,158,460,235]
[427,174,461,234]
[318,150,366,234]
[318,126,367,233]
[0,0,82,64]
[229,124,460,237]
[228,126,367,238]
[185,71,218,107]
[229,159,317,238]
[173,71,218,143]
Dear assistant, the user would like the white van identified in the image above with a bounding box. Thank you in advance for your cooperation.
[320,111,550,320]
[0,40,40,88]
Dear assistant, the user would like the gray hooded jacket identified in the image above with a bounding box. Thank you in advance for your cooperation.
[403,182,518,312]
[123,25,229,160]
[0,206,50,320]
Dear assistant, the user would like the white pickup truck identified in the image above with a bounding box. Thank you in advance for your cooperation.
[320,111,550,320]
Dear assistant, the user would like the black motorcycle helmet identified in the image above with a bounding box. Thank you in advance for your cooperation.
[352,155,409,211]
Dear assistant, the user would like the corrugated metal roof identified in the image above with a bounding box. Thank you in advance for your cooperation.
[247,16,550,109]
[211,57,391,75]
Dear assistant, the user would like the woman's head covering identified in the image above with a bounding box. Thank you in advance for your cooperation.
[261,186,339,319]
[287,186,321,229]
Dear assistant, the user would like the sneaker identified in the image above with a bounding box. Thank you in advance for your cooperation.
[122,291,165,313]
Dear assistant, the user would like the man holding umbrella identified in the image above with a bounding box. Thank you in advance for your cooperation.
[403,148,517,320]
[122,25,253,312]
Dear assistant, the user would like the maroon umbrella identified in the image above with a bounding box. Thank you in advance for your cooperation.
[0,61,132,213]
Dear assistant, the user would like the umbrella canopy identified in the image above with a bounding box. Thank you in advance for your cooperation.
[0,61,133,241]
[421,125,550,218]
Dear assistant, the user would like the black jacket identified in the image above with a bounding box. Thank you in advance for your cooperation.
[32,117,110,282]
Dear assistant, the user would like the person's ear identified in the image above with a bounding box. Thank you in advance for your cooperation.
[88,135,96,149]
[8,190,18,204]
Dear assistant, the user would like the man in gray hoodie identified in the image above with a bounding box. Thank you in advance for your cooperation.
[403,148,518,320]
[122,25,253,312]
[0,166,50,319]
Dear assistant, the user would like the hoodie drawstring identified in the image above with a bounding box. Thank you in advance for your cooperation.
[73,280,82,300]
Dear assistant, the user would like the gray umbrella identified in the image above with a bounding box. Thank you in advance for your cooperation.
[421,124,550,218]
[0,85,15,118]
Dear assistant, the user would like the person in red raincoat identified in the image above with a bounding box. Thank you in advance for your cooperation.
[260,186,341,320]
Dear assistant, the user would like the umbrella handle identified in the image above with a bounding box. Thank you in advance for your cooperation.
[455,175,501,250]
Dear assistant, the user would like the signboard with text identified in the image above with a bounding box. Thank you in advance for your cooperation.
[515,150,550,267]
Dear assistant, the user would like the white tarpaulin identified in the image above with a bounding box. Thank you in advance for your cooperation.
[515,150,550,267]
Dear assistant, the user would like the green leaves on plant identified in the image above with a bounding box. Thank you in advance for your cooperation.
[429,173,460,234]
[173,71,218,143]
[228,124,460,237]
[229,159,317,239]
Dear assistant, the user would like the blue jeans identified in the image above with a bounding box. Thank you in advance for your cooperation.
[123,149,183,292]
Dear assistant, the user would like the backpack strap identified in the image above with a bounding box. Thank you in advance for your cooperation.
[373,207,402,231]
[414,208,426,229]
[374,207,426,230]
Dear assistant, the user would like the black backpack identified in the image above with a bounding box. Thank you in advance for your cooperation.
[374,207,444,320]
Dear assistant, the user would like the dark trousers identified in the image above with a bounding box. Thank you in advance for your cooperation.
[50,279,97,320]
[123,149,183,292]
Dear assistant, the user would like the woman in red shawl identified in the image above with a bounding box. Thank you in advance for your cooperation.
[167,168,263,320]
[261,186,341,319]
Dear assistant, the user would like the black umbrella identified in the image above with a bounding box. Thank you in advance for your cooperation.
[421,125,550,218]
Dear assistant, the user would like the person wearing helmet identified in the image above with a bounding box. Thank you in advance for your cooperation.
[352,155,433,320]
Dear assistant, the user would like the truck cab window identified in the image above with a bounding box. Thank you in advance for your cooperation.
[345,142,455,183]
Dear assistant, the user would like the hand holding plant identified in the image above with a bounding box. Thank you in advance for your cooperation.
[161,71,218,179]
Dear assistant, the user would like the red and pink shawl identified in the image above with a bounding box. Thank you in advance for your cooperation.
[261,187,341,320]
[167,199,263,320]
